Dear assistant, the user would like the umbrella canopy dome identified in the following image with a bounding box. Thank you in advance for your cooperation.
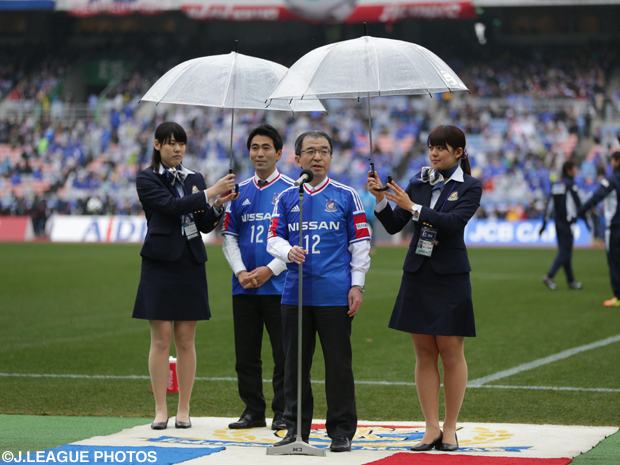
[268,36,469,101]
[141,52,325,112]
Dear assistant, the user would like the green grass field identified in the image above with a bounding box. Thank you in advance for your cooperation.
[0,242,619,432]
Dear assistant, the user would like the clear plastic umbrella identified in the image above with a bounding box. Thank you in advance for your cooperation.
[141,49,325,190]
[268,34,468,188]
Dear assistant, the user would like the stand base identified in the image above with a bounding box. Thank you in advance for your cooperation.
[266,439,326,456]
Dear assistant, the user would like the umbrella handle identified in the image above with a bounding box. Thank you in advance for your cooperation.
[370,162,391,192]
[376,175,392,192]
[229,169,239,195]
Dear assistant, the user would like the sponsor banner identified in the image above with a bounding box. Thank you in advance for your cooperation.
[0,0,54,10]
[49,215,216,244]
[465,219,591,247]
[181,0,476,22]
[0,216,34,242]
[55,0,176,16]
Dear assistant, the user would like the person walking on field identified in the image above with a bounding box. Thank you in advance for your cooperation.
[540,160,583,290]
[578,151,620,307]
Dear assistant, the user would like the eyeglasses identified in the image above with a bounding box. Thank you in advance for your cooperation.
[300,148,332,157]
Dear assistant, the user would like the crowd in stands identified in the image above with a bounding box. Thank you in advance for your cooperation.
[1,46,620,239]
[464,48,615,102]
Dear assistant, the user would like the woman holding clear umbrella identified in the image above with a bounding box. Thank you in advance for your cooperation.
[367,125,482,452]
[133,122,237,430]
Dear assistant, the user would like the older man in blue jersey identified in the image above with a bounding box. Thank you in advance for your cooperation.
[266,130,371,452]
[222,124,293,431]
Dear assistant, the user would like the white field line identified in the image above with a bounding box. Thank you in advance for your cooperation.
[1,373,619,393]
[467,333,620,387]
[2,333,619,393]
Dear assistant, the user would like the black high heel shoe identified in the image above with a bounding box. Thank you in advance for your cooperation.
[175,416,192,429]
[410,431,443,451]
[437,433,458,451]
[151,416,168,430]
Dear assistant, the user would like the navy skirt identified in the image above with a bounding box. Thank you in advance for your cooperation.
[389,259,476,337]
[132,242,211,321]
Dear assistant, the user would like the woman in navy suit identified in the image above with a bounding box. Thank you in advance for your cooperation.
[367,125,482,452]
[133,122,237,430]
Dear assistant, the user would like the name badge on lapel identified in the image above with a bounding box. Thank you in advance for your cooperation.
[415,224,438,257]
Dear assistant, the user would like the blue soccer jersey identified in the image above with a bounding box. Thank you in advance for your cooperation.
[268,178,370,306]
[222,173,294,295]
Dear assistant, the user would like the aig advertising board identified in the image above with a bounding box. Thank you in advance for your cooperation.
[49,216,216,243]
[46,216,590,247]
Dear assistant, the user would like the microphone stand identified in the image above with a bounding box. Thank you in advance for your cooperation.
[267,183,326,457]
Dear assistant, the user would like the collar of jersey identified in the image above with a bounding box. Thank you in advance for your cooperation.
[254,169,280,189]
[304,177,329,195]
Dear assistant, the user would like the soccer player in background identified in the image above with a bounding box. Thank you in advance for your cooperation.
[540,160,584,290]
[578,151,620,306]
[222,125,291,431]
[266,130,371,453]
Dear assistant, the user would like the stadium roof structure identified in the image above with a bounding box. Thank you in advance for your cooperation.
[3,0,620,18]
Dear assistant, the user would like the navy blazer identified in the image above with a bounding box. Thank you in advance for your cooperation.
[376,173,482,275]
[136,167,222,263]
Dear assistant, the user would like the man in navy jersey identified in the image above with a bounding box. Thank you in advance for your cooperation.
[540,160,583,290]
[578,151,620,307]
[267,130,371,452]
[222,125,292,431]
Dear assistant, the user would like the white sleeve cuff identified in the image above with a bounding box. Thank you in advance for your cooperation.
[266,258,288,276]
[267,236,293,263]
[411,204,422,221]
[374,197,388,213]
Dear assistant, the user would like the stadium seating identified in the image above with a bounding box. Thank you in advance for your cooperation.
[1,47,619,227]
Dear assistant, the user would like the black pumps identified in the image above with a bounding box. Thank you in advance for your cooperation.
[151,417,168,430]
[438,433,458,451]
[410,431,443,451]
[410,431,459,452]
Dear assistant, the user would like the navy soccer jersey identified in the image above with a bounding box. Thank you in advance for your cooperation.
[222,173,294,295]
[268,178,370,306]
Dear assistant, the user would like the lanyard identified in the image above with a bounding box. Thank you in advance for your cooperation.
[169,176,194,225]
[438,181,457,212]
[172,178,188,198]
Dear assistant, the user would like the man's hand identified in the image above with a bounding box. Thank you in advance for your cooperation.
[347,287,363,316]
[237,270,256,289]
[246,266,274,288]
[288,245,307,264]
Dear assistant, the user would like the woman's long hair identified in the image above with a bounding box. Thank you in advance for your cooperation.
[149,122,188,172]
[427,125,471,175]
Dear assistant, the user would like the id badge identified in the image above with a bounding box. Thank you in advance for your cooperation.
[415,225,438,257]
[182,215,199,240]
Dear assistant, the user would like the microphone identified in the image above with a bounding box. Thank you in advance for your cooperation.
[294,169,314,187]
